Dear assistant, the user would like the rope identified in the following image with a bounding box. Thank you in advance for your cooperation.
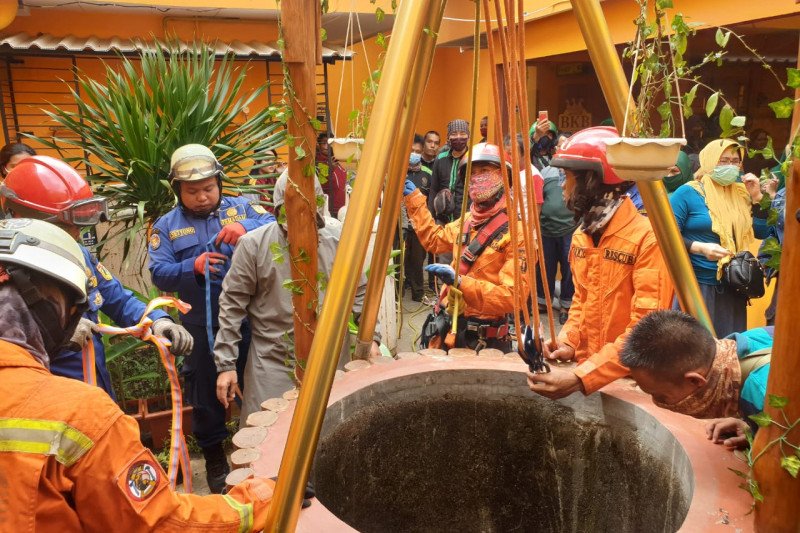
[84,297,194,491]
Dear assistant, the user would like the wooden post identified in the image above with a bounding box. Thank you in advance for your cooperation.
[281,0,321,380]
[751,39,800,533]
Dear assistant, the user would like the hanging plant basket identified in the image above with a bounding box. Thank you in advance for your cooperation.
[329,137,364,171]
[605,137,687,182]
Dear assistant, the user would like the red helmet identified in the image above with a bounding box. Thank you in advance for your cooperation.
[550,126,623,185]
[0,156,108,226]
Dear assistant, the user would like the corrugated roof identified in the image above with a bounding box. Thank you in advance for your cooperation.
[0,32,352,60]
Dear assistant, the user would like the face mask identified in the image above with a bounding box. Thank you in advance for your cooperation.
[536,136,554,153]
[409,153,422,166]
[710,164,741,186]
[449,138,468,153]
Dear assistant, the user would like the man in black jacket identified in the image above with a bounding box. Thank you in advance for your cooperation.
[429,119,470,224]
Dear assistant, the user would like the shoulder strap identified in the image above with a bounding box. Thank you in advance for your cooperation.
[739,348,771,382]
[458,212,510,275]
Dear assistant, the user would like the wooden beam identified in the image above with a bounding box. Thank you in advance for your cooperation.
[751,37,800,533]
[281,0,321,381]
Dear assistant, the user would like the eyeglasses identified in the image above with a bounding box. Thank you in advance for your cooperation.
[718,157,741,165]
[171,156,221,181]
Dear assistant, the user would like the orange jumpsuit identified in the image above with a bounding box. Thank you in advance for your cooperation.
[0,339,273,532]
[405,190,530,321]
[559,198,673,394]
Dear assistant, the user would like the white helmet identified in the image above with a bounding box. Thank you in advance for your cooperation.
[0,218,88,302]
[169,144,222,182]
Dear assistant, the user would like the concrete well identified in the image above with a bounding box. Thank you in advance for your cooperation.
[247,355,755,532]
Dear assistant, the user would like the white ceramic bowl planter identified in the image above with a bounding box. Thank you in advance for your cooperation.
[328,137,364,171]
[605,137,687,182]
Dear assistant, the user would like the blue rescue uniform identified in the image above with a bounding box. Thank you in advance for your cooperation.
[49,246,169,400]
[148,196,274,448]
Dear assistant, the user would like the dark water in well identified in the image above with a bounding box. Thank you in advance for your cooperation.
[313,393,689,533]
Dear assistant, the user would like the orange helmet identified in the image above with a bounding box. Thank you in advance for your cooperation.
[550,126,624,185]
[0,156,108,226]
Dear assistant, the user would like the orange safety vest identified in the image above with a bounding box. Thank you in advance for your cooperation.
[0,339,273,532]
[405,190,531,322]
[559,198,674,394]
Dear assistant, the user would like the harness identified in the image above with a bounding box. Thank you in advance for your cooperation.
[458,211,509,275]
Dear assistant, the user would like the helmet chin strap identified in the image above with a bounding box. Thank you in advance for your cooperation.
[5,266,86,356]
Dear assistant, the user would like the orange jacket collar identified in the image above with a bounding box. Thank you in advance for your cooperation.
[0,339,47,371]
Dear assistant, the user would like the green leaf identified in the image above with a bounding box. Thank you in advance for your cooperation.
[320,28,327,42]
[719,104,734,132]
[787,67,800,89]
[715,29,731,48]
[270,242,285,264]
[748,412,773,428]
[765,207,780,226]
[296,248,311,264]
[728,468,749,480]
[730,116,746,128]
[282,279,304,296]
[656,0,673,8]
[769,97,795,119]
[706,92,719,117]
[780,456,800,478]
[374,7,385,22]
[295,145,307,160]
[767,394,789,409]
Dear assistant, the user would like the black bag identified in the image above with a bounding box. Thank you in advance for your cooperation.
[723,251,765,299]
[420,308,451,349]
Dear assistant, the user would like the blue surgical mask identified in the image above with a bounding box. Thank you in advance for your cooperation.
[710,164,741,186]
[409,152,422,166]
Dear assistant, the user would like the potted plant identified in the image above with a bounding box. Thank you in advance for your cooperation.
[611,0,781,181]
[33,38,285,265]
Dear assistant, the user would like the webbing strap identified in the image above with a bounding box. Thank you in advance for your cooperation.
[739,349,771,382]
[223,494,255,533]
[0,417,94,467]
[458,212,509,275]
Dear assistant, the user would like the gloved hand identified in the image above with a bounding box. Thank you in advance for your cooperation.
[215,222,246,246]
[425,263,457,286]
[68,317,97,349]
[151,318,194,356]
[403,179,417,197]
[194,252,228,277]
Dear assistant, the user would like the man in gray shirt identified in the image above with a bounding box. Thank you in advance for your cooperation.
[214,172,380,421]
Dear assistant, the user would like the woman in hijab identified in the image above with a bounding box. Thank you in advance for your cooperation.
[670,139,769,337]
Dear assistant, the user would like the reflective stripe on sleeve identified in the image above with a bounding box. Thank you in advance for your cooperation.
[223,494,254,533]
[0,418,94,467]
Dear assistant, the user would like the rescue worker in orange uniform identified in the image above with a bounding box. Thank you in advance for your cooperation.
[527,127,673,398]
[0,218,276,531]
[404,143,530,352]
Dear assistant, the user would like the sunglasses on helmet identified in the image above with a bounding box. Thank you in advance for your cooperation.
[170,155,222,181]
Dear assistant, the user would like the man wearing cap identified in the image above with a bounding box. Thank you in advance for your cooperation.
[403,143,529,352]
[0,218,277,530]
[214,171,381,420]
[429,119,471,224]
[526,127,673,400]
[0,156,193,398]
[147,144,274,493]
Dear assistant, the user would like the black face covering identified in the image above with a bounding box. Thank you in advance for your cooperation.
[6,266,87,358]
[449,138,468,153]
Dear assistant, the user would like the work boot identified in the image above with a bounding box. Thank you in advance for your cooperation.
[203,444,230,494]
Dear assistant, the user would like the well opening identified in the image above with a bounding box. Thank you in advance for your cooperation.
[312,369,693,533]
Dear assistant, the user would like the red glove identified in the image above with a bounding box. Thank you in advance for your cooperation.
[193,252,228,276]
[215,222,246,246]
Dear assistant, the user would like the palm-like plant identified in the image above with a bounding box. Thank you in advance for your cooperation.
[34,39,285,260]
